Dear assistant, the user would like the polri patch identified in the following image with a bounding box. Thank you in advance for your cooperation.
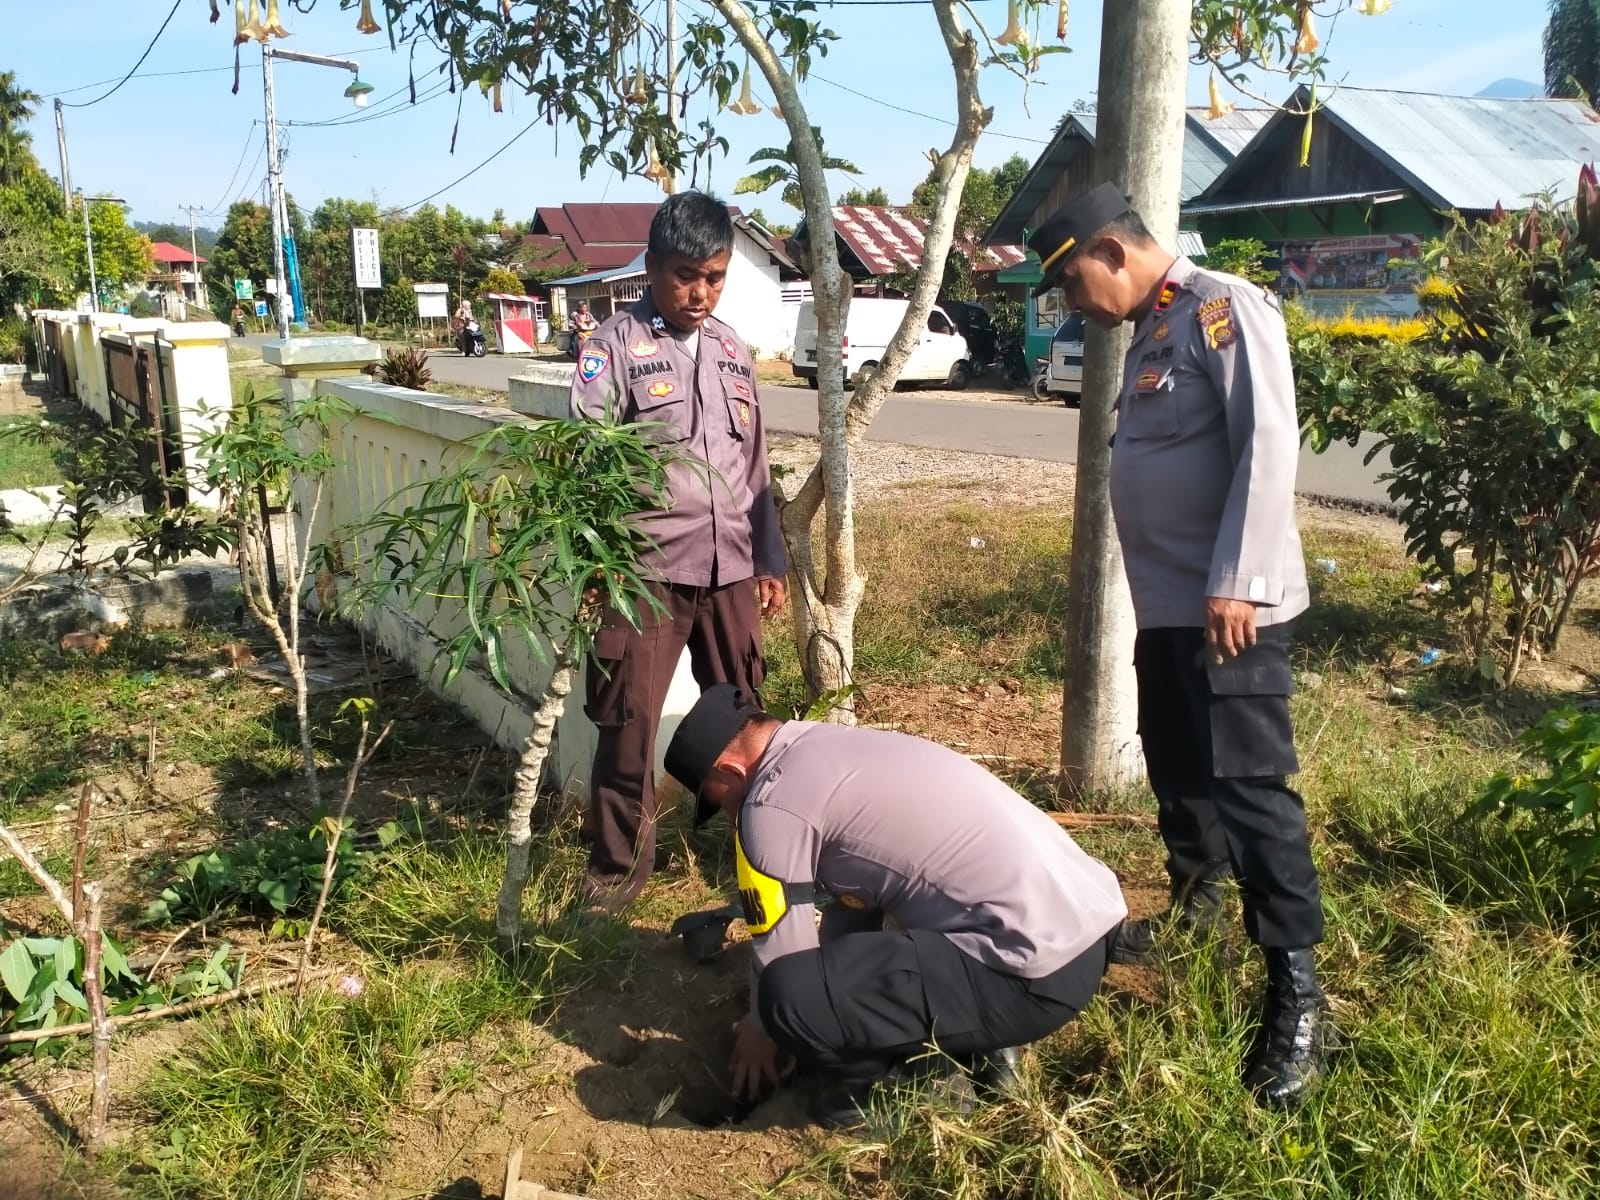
[1135,368,1162,392]
[1198,296,1237,350]
[738,401,751,427]
[647,380,676,398]
[578,345,609,384]
[629,339,660,358]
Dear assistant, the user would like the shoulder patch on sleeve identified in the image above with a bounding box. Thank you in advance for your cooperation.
[578,343,610,383]
[1197,295,1237,351]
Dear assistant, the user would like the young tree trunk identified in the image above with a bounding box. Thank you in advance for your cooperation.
[716,0,991,718]
[82,882,111,1151]
[495,644,576,956]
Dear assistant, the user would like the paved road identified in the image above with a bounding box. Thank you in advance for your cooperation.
[240,337,1392,507]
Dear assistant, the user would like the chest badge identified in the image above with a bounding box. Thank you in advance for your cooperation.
[834,892,868,911]
[647,380,676,398]
[738,401,751,427]
[1135,369,1163,392]
[1153,322,1171,342]
[578,346,609,384]
[629,339,660,358]
[733,380,752,398]
[1198,296,1237,350]
[721,336,739,360]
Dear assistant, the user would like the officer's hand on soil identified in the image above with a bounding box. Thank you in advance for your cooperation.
[1205,597,1257,664]
[730,1013,791,1101]
[758,577,787,618]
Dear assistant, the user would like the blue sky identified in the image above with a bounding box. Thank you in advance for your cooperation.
[12,0,1546,231]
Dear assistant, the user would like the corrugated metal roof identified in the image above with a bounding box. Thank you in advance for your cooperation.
[983,109,1271,246]
[1177,230,1207,258]
[548,254,647,288]
[832,206,1026,275]
[1323,89,1600,211]
[148,241,205,265]
[1184,189,1407,215]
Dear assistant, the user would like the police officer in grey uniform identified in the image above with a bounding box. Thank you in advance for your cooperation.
[1025,183,1333,1109]
[663,684,1129,1128]
[569,192,787,910]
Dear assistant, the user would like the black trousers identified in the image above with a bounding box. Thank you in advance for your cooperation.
[1133,622,1324,948]
[757,919,1115,1081]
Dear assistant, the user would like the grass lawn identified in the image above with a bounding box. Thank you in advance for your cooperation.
[0,416,62,490]
[2,493,1598,1200]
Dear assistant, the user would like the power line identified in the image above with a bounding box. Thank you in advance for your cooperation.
[60,0,185,108]
[206,127,263,216]
[281,78,452,128]
[396,115,541,211]
[810,72,1051,143]
[40,46,373,100]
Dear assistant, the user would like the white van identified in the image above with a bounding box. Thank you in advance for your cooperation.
[791,298,974,390]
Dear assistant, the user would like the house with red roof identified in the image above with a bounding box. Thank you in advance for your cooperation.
[145,241,208,305]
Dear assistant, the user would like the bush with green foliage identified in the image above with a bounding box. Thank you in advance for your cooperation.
[378,346,432,391]
[0,317,29,365]
[1471,707,1600,919]
[1198,236,1278,284]
[481,266,525,297]
[1293,172,1600,686]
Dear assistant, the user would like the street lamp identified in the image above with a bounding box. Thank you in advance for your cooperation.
[262,45,370,340]
[75,190,128,315]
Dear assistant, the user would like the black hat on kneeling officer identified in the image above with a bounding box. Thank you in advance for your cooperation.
[665,683,767,828]
[1025,181,1134,298]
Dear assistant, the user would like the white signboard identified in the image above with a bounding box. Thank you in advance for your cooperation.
[351,226,382,291]
[414,282,449,320]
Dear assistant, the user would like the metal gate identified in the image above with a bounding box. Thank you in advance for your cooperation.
[42,320,68,395]
[102,335,187,510]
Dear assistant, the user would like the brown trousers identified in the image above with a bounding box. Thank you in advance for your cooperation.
[581,578,767,903]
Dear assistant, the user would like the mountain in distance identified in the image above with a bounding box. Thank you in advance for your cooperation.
[1476,78,1543,99]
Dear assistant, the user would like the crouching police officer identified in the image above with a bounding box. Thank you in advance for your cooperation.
[663,684,1130,1129]
[1025,182,1334,1109]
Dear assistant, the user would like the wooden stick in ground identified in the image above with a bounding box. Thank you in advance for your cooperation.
[0,819,76,928]
[0,967,342,1047]
[82,882,111,1150]
[1048,811,1157,830]
[294,713,393,1001]
[71,782,94,927]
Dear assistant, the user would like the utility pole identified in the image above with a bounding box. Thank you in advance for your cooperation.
[180,204,205,308]
[665,0,678,193]
[263,47,291,340]
[1058,0,1189,797]
[53,100,73,213]
[80,193,98,313]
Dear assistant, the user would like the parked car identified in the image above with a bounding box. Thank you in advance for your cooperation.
[937,298,998,371]
[1045,315,1087,404]
[792,298,975,390]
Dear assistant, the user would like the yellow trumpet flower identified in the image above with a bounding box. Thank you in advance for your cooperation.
[239,0,265,44]
[501,0,513,18]
[357,0,382,35]
[1207,72,1235,120]
[233,0,248,45]
[1292,3,1319,56]
[995,0,1022,47]
[1356,0,1391,14]
[643,141,671,192]
[263,0,290,38]
[1056,0,1069,42]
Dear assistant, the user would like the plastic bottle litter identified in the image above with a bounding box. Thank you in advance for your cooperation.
[1387,684,1408,700]
[1423,580,1445,594]
[1313,558,1337,575]
[969,536,987,549]
[1419,648,1443,667]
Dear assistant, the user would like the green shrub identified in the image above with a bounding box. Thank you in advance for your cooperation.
[0,317,28,365]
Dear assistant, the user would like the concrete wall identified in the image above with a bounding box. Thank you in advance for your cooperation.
[278,341,698,800]
[721,227,797,358]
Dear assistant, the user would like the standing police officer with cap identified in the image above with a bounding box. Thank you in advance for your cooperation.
[1025,182,1334,1109]
[663,683,1129,1129]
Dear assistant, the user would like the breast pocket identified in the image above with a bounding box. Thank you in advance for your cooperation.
[630,379,690,443]
[721,377,758,442]
[1120,388,1179,440]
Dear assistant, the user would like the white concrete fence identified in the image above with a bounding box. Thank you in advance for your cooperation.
[269,338,699,802]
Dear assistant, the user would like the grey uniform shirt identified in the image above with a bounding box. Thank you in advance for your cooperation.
[568,293,787,588]
[1108,257,1309,630]
[735,722,1128,1031]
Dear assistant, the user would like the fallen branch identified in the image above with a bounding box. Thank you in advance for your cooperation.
[83,883,111,1149]
[1048,811,1157,830]
[0,819,76,929]
[0,967,341,1047]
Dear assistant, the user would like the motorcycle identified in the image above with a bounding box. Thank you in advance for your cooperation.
[456,318,487,358]
[566,325,596,361]
[231,319,245,338]
[1032,357,1052,403]
[998,336,1030,386]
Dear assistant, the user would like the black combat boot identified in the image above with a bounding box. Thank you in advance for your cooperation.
[966,1046,1022,1096]
[1244,947,1334,1110]
[1109,878,1227,965]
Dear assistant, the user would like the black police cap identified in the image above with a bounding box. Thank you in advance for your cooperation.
[1025,182,1134,298]
[663,683,767,826]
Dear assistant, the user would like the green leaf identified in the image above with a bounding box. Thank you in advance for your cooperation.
[0,939,39,1004]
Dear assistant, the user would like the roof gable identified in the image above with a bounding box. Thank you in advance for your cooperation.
[148,241,206,265]
[1195,86,1600,213]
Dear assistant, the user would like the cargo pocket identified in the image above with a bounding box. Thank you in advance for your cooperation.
[584,626,635,727]
[722,378,757,441]
[630,381,689,443]
[1120,391,1178,440]
[1205,645,1298,779]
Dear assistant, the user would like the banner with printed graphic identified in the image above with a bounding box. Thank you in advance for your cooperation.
[1271,234,1424,319]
